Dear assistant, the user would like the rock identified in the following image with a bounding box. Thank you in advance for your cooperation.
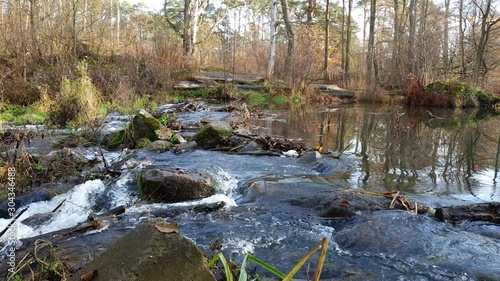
[155,102,188,116]
[297,151,322,164]
[435,202,500,224]
[238,141,262,153]
[224,103,250,126]
[147,140,175,152]
[192,121,232,149]
[108,109,176,149]
[69,222,216,281]
[95,112,130,146]
[130,109,173,144]
[173,141,198,153]
[139,169,214,203]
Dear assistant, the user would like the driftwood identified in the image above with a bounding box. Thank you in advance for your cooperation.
[435,203,500,224]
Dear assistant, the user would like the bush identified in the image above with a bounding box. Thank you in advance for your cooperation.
[406,79,497,108]
[48,61,105,127]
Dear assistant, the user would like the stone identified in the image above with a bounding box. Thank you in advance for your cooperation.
[108,109,177,149]
[139,169,214,203]
[192,121,232,149]
[147,140,175,152]
[297,151,322,164]
[130,109,173,145]
[69,222,216,281]
[173,141,198,153]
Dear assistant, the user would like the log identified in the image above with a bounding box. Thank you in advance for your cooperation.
[435,203,500,224]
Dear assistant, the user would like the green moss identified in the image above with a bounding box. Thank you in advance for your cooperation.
[136,138,152,149]
[108,129,126,149]
[271,95,290,104]
[0,104,47,125]
[247,92,269,107]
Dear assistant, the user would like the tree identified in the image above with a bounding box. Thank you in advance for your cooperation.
[366,0,377,95]
[267,0,277,78]
[280,0,295,78]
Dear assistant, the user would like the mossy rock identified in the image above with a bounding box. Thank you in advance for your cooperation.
[107,110,176,149]
[192,121,232,149]
[130,109,173,144]
[69,223,216,281]
[107,129,126,149]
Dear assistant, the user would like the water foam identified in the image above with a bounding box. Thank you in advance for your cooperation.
[0,180,105,241]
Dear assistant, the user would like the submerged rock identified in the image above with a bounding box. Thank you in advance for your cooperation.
[147,140,175,152]
[192,121,232,149]
[139,169,214,203]
[69,222,216,281]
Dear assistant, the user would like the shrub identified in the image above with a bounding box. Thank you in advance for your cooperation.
[48,61,105,127]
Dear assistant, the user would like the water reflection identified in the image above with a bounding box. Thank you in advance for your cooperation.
[249,105,500,201]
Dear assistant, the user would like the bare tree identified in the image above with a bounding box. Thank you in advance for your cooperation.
[280,0,295,78]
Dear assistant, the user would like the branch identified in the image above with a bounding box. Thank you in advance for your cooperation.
[163,3,184,38]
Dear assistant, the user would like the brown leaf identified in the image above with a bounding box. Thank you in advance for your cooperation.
[80,269,98,281]
[155,221,179,233]
[339,200,351,208]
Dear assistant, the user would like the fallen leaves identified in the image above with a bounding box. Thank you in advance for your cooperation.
[154,221,179,233]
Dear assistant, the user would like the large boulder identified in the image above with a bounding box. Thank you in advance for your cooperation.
[70,222,216,281]
[192,121,232,149]
[130,109,173,144]
[108,109,175,149]
[139,169,214,203]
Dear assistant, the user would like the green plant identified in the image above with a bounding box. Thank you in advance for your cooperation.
[271,95,289,105]
[48,61,106,127]
[159,115,169,126]
[246,92,269,107]
[208,237,328,281]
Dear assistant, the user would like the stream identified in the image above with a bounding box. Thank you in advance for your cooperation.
[1,104,499,280]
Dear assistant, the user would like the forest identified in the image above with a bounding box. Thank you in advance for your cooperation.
[0,0,500,280]
[0,0,498,110]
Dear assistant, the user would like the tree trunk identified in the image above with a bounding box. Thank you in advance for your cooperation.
[267,0,277,79]
[407,0,417,76]
[366,0,377,95]
[280,0,294,79]
[459,0,466,77]
[341,0,345,73]
[443,0,450,70]
[392,0,402,87]
[29,0,41,58]
[344,0,353,79]
[474,0,498,83]
[324,0,330,81]
[306,0,316,24]
[116,0,120,46]
[183,0,192,56]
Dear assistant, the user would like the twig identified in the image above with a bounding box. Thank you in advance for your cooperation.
[0,207,29,238]
[389,191,400,209]
[51,199,66,213]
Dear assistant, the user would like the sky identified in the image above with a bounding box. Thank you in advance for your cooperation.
[127,0,164,11]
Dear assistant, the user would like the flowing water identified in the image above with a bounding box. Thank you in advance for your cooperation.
[1,104,499,280]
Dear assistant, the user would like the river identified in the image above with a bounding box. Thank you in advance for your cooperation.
[1,103,499,280]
